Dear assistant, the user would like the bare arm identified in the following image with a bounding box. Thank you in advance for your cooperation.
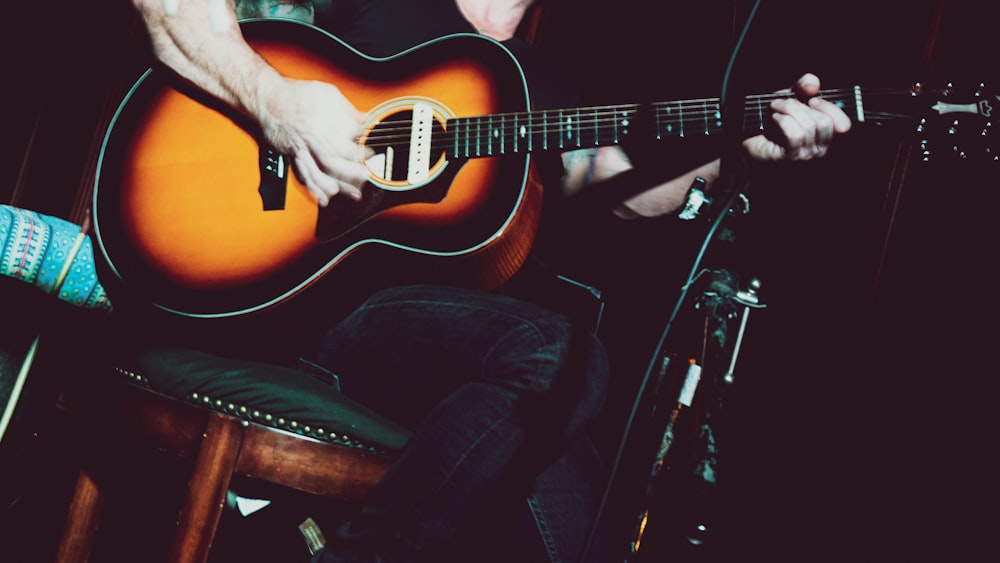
[455,0,535,41]
[131,0,368,205]
[134,0,281,125]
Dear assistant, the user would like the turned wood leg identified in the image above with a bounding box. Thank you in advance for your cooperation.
[167,414,245,563]
[54,466,105,563]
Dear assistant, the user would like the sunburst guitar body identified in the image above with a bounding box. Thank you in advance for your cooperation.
[93,19,539,318]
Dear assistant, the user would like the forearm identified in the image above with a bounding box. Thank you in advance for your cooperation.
[613,159,720,219]
[561,145,720,219]
[455,0,536,41]
[132,0,282,119]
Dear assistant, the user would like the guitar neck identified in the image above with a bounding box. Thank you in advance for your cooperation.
[443,87,866,158]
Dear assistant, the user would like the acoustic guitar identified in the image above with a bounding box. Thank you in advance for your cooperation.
[92,19,993,318]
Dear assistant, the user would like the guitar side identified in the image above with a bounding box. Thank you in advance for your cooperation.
[93,20,538,318]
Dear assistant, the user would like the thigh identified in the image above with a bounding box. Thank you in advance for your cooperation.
[313,284,577,426]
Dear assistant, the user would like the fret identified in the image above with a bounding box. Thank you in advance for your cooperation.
[703,99,710,135]
[513,113,518,153]
[499,114,505,154]
[575,108,582,148]
[543,110,549,151]
[527,112,533,152]
[662,103,673,138]
[487,114,493,156]
[611,110,618,145]
[755,97,765,132]
[464,118,470,158]
[655,103,662,140]
[678,102,685,137]
[558,110,564,149]
[593,107,601,147]
[475,116,482,157]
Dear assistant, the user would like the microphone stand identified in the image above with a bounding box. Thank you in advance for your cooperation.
[577,2,764,561]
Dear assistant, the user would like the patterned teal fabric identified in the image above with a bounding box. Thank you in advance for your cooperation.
[0,205,112,311]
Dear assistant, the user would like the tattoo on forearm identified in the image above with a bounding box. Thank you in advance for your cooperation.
[234,0,315,23]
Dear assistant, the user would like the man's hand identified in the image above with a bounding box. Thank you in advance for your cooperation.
[257,76,371,206]
[133,0,371,207]
[742,73,852,162]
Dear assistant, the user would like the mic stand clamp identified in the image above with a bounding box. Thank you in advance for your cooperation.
[677,177,710,221]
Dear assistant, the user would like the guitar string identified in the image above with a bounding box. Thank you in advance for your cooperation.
[358,89,852,138]
[361,88,919,139]
[362,86,935,138]
[360,88,926,149]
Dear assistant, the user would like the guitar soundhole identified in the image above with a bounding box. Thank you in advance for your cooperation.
[363,99,451,190]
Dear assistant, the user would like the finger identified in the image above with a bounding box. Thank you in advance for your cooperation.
[742,134,786,161]
[777,97,837,152]
[312,143,367,200]
[295,150,357,207]
[770,99,819,156]
[328,161,368,200]
[770,113,810,159]
[794,72,821,98]
[809,97,853,134]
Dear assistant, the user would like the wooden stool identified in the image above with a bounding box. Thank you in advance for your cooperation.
[53,360,408,563]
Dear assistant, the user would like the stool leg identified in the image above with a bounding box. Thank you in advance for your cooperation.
[54,466,105,563]
[168,414,245,563]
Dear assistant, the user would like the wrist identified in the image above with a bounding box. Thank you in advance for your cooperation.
[242,63,287,122]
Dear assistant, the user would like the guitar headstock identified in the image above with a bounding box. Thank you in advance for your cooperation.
[862,81,997,163]
[913,81,997,163]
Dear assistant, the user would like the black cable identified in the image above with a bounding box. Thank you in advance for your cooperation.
[577,2,763,561]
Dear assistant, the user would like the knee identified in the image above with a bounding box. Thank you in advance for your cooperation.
[486,318,608,420]
[481,311,574,393]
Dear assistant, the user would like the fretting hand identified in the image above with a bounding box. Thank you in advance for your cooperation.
[742,73,852,161]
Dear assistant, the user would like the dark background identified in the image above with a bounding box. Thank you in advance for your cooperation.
[3,1,999,561]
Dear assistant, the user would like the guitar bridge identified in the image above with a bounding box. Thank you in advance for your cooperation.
[258,146,288,211]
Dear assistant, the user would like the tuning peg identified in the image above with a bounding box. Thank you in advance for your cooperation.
[916,117,927,133]
[948,119,960,135]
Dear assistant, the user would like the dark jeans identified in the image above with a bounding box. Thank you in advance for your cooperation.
[310,284,610,563]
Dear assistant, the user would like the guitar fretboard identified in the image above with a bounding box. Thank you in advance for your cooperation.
[442,87,865,159]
